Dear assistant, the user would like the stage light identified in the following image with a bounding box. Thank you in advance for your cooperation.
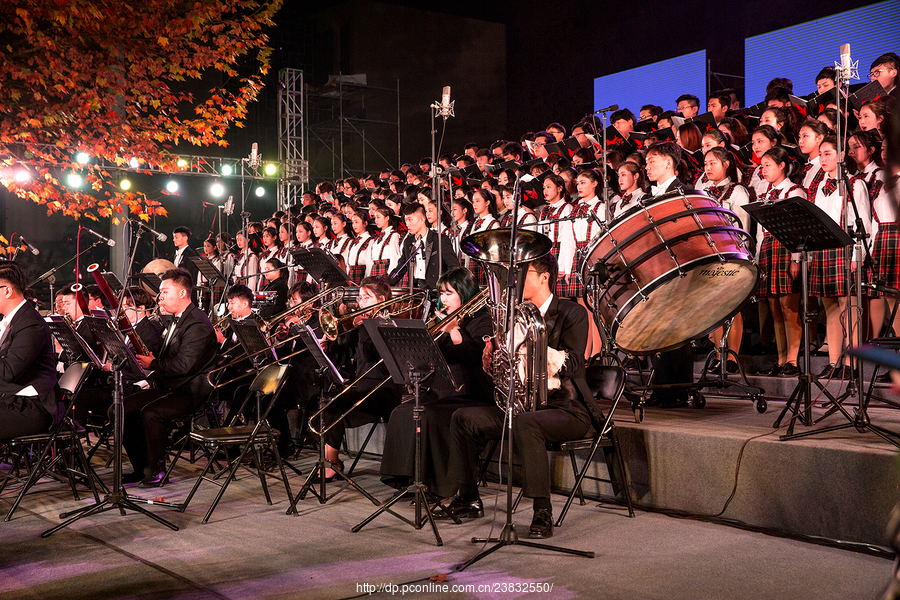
[75,152,90,164]
[120,178,132,190]
[255,186,265,197]
[67,173,83,188]
[176,158,188,168]
[14,169,30,183]
[221,164,233,176]
[129,157,140,169]
[210,182,225,197]
[166,181,179,193]
[264,163,277,176]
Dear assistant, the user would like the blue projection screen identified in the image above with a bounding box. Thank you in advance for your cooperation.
[593,50,707,116]
[744,0,900,104]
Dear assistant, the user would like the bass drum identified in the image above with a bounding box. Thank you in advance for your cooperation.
[579,191,758,355]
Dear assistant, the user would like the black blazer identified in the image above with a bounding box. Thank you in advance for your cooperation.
[174,245,199,281]
[150,303,217,398]
[0,301,61,420]
[387,229,459,289]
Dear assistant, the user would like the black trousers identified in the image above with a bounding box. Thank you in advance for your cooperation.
[117,388,206,476]
[321,381,402,450]
[0,396,51,440]
[450,402,591,499]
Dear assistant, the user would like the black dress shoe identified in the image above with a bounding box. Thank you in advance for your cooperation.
[765,363,783,377]
[439,495,484,520]
[726,360,739,374]
[122,471,143,485]
[528,508,554,539]
[139,471,167,488]
[779,364,800,377]
[817,363,837,379]
[708,358,722,372]
[876,371,893,384]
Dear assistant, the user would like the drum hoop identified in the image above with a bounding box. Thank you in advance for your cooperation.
[609,189,701,224]
[611,258,759,355]
[584,225,755,293]
[594,206,743,267]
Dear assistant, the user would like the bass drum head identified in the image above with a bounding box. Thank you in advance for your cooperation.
[614,259,758,355]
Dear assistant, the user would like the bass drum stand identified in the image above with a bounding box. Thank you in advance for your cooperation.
[694,315,767,413]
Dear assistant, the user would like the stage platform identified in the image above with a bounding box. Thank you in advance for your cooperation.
[1,392,897,599]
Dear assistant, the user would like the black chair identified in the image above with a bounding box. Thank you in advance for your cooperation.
[512,364,634,526]
[1,362,105,521]
[179,364,298,523]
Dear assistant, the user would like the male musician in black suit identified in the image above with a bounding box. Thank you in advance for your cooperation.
[119,268,217,486]
[0,261,61,440]
[644,141,696,407]
[172,226,199,283]
[445,253,602,539]
[387,202,458,290]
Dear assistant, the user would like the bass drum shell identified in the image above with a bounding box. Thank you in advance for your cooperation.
[580,192,758,355]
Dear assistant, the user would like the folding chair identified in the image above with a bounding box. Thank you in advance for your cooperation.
[1,362,105,521]
[179,364,297,523]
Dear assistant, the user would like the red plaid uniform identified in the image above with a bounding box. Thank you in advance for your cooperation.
[808,178,850,297]
[369,231,395,280]
[756,182,805,296]
[347,236,372,285]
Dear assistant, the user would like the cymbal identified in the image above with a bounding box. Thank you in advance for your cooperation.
[461,228,552,266]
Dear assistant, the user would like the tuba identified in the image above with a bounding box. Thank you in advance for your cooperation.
[461,228,553,417]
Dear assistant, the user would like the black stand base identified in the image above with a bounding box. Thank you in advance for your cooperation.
[695,348,767,413]
[42,490,179,537]
[457,521,594,571]
[351,481,458,546]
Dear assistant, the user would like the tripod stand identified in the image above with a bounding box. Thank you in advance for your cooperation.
[43,319,178,537]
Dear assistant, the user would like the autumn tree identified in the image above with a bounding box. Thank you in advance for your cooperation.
[0,0,281,222]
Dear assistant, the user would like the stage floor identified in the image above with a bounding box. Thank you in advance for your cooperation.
[1,395,897,599]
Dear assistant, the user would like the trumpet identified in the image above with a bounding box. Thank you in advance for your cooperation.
[307,287,489,437]
[319,291,428,341]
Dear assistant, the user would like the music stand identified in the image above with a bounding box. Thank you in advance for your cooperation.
[42,316,178,537]
[351,319,460,546]
[189,256,227,312]
[744,197,854,438]
[290,248,352,287]
[45,316,103,368]
[231,319,277,369]
[135,272,162,295]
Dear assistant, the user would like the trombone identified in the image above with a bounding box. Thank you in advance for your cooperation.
[308,287,489,436]
[319,291,428,341]
[265,287,344,343]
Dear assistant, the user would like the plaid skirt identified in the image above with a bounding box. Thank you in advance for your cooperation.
[370,259,390,280]
[808,247,850,298]
[348,264,366,286]
[872,223,900,292]
[472,260,488,286]
[558,240,589,298]
[757,233,797,296]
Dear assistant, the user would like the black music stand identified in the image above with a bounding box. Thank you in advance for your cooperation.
[135,272,162,295]
[231,319,277,369]
[351,319,460,546]
[744,197,854,438]
[45,316,103,368]
[189,256,226,312]
[42,316,178,537]
[291,248,352,287]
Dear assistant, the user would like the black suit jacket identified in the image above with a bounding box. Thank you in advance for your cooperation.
[387,229,459,288]
[0,301,61,421]
[543,296,605,428]
[150,303,217,398]
[174,246,199,282]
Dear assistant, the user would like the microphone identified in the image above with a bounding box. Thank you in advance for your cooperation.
[439,86,455,120]
[131,219,168,242]
[839,43,852,82]
[82,226,116,247]
[18,235,39,255]
[249,142,259,167]
[224,195,235,216]
[594,104,619,113]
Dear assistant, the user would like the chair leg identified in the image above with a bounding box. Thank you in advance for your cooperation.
[254,444,272,505]
[5,438,60,522]
[346,421,379,476]
[610,430,635,518]
[568,450,586,506]
[180,444,222,514]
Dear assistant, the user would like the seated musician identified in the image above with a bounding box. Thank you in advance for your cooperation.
[379,267,493,499]
[387,202,459,290]
[319,276,403,481]
[73,287,164,426]
[444,253,603,539]
[213,284,265,423]
[118,268,217,487]
[259,258,289,320]
[0,261,62,440]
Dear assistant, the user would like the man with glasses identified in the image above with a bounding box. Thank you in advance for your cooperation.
[676,94,700,118]
[869,52,899,105]
[443,253,603,539]
[532,131,554,161]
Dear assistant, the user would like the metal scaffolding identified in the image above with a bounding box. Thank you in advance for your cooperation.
[277,68,309,211]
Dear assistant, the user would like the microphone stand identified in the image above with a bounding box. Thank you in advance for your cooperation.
[458,167,594,571]
[430,90,454,284]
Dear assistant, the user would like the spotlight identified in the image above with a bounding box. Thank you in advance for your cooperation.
[75,152,90,164]
[255,186,265,197]
[14,169,31,183]
[221,164,233,176]
[264,163,277,176]
[210,182,225,197]
[176,158,188,168]
[129,157,140,169]
[67,173,83,188]
[166,181,179,193]
[120,178,132,190]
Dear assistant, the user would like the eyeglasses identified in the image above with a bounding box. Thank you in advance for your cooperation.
[870,68,895,79]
